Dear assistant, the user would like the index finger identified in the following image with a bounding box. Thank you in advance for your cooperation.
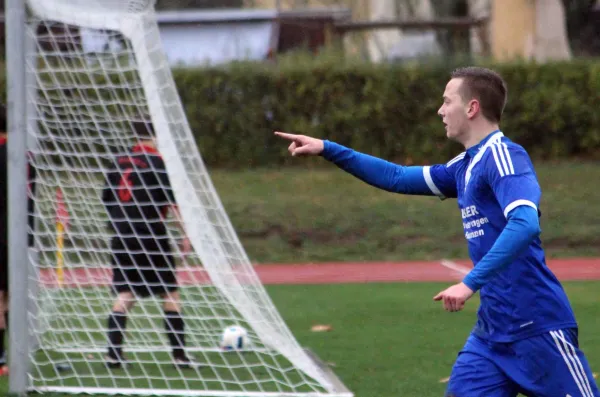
[274,131,300,141]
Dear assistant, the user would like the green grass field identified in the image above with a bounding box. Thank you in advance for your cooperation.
[212,161,600,263]
[0,282,598,396]
[43,161,600,266]
[269,282,600,396]
[1,161,598,396]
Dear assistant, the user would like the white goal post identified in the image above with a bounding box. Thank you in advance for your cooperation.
[5,0,352,396]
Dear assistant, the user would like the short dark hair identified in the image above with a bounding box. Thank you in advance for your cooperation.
[450,67,508,123]
[0,103,7,132]
[131,120,155,140]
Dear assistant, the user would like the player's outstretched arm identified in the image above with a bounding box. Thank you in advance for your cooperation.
[274,131,440,196]
[170,204,191,254]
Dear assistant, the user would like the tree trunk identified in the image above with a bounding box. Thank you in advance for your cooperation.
[467,0,491,56]
[533,0,572,61]
[367,0,435,62]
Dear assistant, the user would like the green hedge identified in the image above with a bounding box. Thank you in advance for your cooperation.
[173,58,600,167]
[2,58,598,167]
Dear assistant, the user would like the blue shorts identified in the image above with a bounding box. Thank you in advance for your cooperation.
[446,328,599,397]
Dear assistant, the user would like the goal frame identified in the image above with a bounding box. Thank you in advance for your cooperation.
[5,1,352,396]
[6,0,32,393]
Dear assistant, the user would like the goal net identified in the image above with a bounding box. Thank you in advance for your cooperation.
[17,0,351,396]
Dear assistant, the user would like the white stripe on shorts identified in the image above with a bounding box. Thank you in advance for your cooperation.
[550,330,594,397]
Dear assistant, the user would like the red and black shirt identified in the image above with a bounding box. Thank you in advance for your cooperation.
[102,143,175,239]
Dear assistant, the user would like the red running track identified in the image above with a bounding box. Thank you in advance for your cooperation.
[38,257,600,287]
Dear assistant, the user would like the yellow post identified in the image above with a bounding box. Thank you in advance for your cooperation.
[55,187,68,286]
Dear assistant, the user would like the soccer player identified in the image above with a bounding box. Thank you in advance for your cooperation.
[0,103,37,376]
[102,120,195,369]
[274,67,599,396]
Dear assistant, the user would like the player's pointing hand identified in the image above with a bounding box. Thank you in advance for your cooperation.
[274,131,324,157]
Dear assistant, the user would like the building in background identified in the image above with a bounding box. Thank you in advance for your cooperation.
[250,0,581,63]
[0,0,597,65]
[79,6,350,66]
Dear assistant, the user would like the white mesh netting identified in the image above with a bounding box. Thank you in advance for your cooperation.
[22,0,349,395]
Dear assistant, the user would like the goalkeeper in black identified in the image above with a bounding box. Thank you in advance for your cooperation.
[102,121,195,369]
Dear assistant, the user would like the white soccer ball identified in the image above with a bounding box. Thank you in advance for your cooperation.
[220,325,249,351]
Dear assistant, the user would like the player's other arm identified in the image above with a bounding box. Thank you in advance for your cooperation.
[169,204,185,233]
[155,162,191,254]
[434,144,542,311]
[274,131,457,197]
[166,205,192,254]
[462,145,542,291]
[462,205,540,291]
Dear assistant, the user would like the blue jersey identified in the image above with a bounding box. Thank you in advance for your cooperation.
[425,131,577,342]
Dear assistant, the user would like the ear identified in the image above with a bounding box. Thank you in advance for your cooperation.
[466,99,480,120]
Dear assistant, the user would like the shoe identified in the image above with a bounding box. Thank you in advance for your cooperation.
[173,355,201,370]
[0,365,8,376]
[104,355,129,369]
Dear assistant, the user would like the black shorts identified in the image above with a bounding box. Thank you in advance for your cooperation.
[0,241,7,292]
[111,236,178,298]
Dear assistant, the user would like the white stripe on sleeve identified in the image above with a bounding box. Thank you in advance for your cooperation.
[503,199,537,218]
[422,166,445,200]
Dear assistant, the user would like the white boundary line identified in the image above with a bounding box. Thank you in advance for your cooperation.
[439,259,470,276]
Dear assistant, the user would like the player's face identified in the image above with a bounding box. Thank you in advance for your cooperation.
[438,78,469,142]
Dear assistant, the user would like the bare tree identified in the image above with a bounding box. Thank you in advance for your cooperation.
[562,0,600,56]
[433,0,470,57]
[531,0,572,61]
